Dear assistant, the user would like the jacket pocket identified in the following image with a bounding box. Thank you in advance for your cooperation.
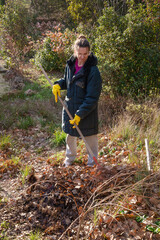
[75,80,86,101]
[76,80,85,89]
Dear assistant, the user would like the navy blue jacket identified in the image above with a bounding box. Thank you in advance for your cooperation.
[55,53,102,137]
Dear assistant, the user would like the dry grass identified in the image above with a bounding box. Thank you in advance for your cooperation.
[98,96,160,170]
[118,99,159,142]
[58,168,160,239]
[98,94,127,130]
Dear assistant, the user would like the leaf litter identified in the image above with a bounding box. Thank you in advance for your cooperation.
[0,128,160,239]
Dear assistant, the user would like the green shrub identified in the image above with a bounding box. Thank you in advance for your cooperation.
[34,26,76,72]
[0,0,36,67]
[67,0,104,24]
[35,37,63,72]
[95,2,160,99]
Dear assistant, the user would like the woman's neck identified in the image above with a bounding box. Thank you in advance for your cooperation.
[77,61,83,67]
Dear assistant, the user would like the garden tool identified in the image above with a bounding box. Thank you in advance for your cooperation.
[39,64,100,167]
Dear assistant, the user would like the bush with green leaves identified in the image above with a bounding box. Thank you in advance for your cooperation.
[34,27,76,72]
[66,0,104,24]
[1,0,29,48]
[0,0,36,67]
[35,37,62,72]
[95,1,160,99]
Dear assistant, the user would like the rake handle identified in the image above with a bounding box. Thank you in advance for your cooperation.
[39,64,99,166]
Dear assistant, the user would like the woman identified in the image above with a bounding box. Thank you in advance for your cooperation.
[52,35,102,167]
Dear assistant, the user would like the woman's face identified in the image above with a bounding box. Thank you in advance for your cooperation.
[75,47,89,66]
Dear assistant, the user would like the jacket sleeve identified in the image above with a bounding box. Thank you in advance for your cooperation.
[76,66,102,119]
[54,66,67,90]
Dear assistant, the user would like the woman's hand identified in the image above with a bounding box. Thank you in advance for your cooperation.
[52,84,61,102]
[69,114,81,128]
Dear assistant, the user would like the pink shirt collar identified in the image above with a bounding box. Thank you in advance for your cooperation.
[75,59,83,74]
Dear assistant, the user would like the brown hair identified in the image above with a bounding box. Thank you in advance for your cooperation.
[74,35,90,51]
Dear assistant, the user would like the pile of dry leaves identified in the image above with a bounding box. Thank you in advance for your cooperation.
[0,128,160,239]
[1,162,160,239]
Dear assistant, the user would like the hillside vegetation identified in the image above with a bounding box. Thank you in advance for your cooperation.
[0,0,160,239]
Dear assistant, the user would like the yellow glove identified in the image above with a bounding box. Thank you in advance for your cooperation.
[69,114,81,128]
[52,84,61,102]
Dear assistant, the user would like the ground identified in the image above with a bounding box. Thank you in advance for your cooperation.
[0,61,160,239]
[0,127,160,240]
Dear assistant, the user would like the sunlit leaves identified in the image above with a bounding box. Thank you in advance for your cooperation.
[67,0,104,23]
